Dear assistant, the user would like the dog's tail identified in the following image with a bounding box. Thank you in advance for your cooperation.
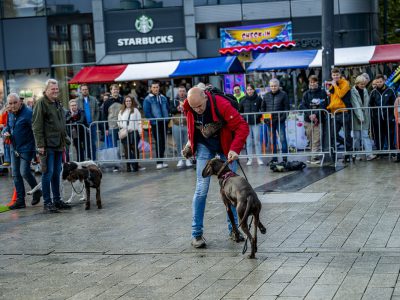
[238,195,253,228]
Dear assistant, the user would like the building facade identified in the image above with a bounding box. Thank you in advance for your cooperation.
[0,0,379,102]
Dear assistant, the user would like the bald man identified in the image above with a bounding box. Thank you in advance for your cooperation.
[183,87,249,248]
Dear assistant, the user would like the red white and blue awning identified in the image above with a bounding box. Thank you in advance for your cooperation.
[69,44,400,83]
[69,56,245,84]
[247,44,400,72]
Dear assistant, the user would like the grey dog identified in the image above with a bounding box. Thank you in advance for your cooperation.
[202,158,266,259]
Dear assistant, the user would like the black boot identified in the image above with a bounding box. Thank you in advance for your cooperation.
[9,202,26,210]
[31,190,42,205]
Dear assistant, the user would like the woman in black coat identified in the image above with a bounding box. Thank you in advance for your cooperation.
[239,84,264,165]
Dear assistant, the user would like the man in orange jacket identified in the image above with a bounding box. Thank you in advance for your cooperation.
[326,67,353,162]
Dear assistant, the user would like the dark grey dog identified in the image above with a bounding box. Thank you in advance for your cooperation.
[202,158,266,258]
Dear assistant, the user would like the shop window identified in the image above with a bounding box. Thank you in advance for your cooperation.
[194,0,240,6]
[2,0,45,18]
[103,0,182,11]
[6,68,50,100]
[46,0,92,15]
[49,22,95,65]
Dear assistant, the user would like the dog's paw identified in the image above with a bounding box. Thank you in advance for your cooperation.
[97,204,102,209]
[260,227,266,234]
[248,254,256,259]
[85,205,90,210]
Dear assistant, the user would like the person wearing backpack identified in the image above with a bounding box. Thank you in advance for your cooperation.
[261,78,290,163]
[182,87,249,249]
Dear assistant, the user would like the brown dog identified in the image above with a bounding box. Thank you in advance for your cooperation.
[62,162,102,210]
[202,158,266,258]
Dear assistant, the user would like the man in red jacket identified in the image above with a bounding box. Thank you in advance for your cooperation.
[183,86,249,248]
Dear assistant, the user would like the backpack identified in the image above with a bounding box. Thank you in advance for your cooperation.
[205,87,239,122]
[269,160,306,172]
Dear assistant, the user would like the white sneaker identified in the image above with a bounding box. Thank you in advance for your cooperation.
[177,160,184,167]
[185,159,193,167]
[310,159,321,165]
[246,159,253,166]
[156,164,163,169]
[138,167,146,171]
[257,158,264,165]
[366,154,377,161]
[162,163,169,168]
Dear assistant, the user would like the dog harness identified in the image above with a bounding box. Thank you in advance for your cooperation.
[218,170,238,188]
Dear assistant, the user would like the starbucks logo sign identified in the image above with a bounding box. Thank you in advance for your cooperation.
[135,15,153,34]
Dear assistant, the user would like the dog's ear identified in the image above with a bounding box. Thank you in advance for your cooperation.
[202,161,213,178]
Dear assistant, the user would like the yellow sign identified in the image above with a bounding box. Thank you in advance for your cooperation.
[263,113,272,120]
[227,24,285,45]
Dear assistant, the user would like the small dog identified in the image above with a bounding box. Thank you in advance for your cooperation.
[202,158,266,259]
[62,161,102,210]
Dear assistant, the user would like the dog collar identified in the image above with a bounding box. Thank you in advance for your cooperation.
[219,171,238,188]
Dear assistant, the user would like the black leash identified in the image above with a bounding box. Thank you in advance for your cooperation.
[70,181,85,195]
[237,160,253,255]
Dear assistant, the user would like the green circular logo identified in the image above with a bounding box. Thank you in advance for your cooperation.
[135,15,153,34]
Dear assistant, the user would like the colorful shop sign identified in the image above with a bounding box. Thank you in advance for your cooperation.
[219,22,295,55]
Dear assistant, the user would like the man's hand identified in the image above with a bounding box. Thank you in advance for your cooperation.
[105,130,109,136]
[227,150,239,162]
[182,142,193,159]
[3,132,10,137]
[309,114,316,121]
[37,147,45,155]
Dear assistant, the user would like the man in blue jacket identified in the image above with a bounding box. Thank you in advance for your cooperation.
[3,93,41,209]
[143,81,169,169]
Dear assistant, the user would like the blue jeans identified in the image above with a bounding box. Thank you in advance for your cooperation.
[172,124,188,157]
[3,143,11,163]
[267,120,288,155]
[192,143,239,238]
[42,149,63,205]
[11,150,37,204]
[246,124,262,156]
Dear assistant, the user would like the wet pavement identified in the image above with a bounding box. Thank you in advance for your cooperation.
[1,158,400,299]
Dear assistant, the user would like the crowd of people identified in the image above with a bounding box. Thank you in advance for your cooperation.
[1,67,400,216]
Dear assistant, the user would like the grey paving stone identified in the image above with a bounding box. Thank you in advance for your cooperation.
[0,161,399,300]
[361,287,393,300]
[254,282,288,296]
[305,284,339,300]
[280,277,318,297]
[368,273,397,288]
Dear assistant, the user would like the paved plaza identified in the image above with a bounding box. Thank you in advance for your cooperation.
[1,159,400,299]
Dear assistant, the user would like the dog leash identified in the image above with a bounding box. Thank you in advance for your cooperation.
[70,181,85,195]
[237,160,254,255]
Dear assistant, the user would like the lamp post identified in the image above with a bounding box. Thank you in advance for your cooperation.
[321,0,334,83]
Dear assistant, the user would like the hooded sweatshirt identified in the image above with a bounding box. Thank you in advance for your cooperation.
[326,78,350,113]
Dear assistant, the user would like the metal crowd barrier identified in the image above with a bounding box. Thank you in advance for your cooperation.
[240,109,331,163]
[66,106,399,167]
[83,117,188,165]
[333,105,400,163]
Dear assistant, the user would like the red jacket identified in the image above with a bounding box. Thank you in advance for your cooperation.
[183,91,249,157]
